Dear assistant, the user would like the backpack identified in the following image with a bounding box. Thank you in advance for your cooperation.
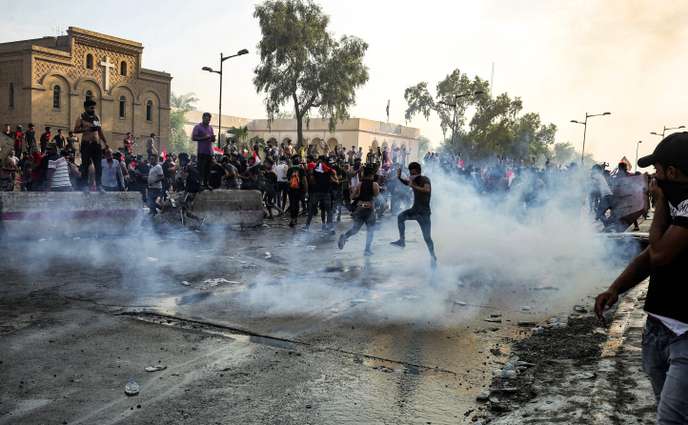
[289,170,300,190]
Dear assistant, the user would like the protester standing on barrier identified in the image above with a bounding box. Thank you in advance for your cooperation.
[390,161,437,265]
[191,112,215,190]
[74,99,107,191]
[595,132,688,425]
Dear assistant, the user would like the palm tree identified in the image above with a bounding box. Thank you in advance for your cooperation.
[170,92,199,112]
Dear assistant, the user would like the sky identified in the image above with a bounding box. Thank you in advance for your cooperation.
[3,0,688,166]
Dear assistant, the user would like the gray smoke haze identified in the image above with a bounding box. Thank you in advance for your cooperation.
[238,166,630,325]
[3,167,635,327]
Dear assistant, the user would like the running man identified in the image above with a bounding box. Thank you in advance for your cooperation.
[338,165,379,256]
[390,161,437,263]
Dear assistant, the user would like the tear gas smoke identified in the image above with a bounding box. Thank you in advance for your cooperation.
[2,165,636,327]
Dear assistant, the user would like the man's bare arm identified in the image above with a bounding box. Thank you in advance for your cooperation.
[595,248,651,322]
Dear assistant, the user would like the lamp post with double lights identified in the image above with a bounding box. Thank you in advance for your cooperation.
[202,48,249,147]
[650,125,685,139]
[570,111,611,164]
[438,90,484,147]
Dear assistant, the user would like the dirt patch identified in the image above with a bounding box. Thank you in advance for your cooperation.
[475,315,608,422]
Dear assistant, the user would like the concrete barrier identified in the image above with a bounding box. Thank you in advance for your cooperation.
[0,191,144,239]
[189,189,263,227]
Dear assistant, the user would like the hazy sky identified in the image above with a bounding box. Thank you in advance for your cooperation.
[3,0,687,166]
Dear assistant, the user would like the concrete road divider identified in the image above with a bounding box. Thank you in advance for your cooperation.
[0,191,143,239]
[189,189,263,227]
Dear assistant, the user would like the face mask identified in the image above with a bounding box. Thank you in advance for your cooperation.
[657,178,688,207]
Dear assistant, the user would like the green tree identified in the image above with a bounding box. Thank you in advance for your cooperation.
[253,0,369,147]
[417,135,431,157]
[404,69,488,144]
[405,71,556,162]
[551,142,577,166]
[228,126,249,150]
[170,92,199,112]
[168,92,198,153]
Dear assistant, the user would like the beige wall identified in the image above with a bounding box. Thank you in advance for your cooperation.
[0,53,30,126]
[246,117,422,160]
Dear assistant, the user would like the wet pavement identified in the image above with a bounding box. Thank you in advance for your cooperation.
[0,213,639,424]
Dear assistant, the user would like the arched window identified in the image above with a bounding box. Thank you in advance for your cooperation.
[86,54,94,69]
[8,82,14,108]
[85,90,93,102]
[52,85,61,109]
[120,61,127,76]
[119,96,126,118]
[146,100,153,121]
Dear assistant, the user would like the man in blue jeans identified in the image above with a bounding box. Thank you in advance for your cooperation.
[390,161,437,264]
[595,132,688,424]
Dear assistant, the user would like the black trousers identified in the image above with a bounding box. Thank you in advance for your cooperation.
[288,189,303,220]
[398,208,435,257]
[198,154,212,187]
[80,143,102,188]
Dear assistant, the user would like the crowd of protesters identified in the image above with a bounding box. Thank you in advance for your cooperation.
[1,106,648,234]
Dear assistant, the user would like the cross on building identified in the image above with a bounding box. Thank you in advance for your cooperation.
[100,56,115,91]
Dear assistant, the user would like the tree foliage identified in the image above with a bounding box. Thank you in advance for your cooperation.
[253,0,369,147]
[552,142,577,166]
[404,69,556,162]
[168,92,198,153]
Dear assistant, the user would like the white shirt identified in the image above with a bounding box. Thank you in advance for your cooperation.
[274,163,288,182]
[648,313,688,336]
[148,164,164,189]
[48,156,72,189]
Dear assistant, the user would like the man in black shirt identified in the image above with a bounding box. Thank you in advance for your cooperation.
[595,132,688,423]
[305,156,334,233]
[390,162,437,263]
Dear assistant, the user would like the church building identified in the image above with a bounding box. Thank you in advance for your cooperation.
[0,27,171,153]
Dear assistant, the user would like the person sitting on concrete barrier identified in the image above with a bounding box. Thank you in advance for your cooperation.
[595,132,688,424]
[147,156,164,215]
[101,149,124,192]
[47,145,73,192]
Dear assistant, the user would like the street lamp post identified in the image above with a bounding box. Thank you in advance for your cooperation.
[202,48,249,147]
[570,111,611,164]
[650,125,685,139]
[438,90,484,148]
[635,140,642,170]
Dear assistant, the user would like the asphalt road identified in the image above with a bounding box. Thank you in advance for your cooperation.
[0,214,628,425]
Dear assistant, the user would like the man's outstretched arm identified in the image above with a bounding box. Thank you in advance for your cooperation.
[594,248,651,322]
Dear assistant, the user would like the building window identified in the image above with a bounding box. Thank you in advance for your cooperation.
[85,90,93,102]
[146,100,153,121]
[8,82,14,108]
[53,85,61,109]
[120,61,127,76]
[119,96,126,119]
[86,54,94,69]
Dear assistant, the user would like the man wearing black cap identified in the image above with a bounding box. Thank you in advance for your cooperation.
[595,132,688,424]
[73,99,107,191]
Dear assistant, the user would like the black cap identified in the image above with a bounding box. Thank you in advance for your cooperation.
[638,132,688,172]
